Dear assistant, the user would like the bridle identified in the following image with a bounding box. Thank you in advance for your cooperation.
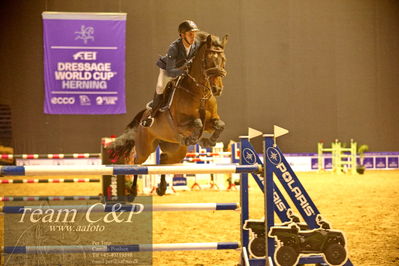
[182,46,227,100]
[203,47,227,80]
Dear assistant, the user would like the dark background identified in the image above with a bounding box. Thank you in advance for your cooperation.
[0,0,398,154]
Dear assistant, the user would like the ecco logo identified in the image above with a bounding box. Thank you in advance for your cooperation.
[51,97,75,104]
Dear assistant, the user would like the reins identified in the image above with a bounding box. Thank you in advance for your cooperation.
[179,47,226,101]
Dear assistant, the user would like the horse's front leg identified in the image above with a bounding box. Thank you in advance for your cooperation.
[178,118,203,146]
[126,175,138,202]
[156,143,188,196]
[199,119,225,148]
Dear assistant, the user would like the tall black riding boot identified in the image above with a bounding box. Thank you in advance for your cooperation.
[141,93,163,127]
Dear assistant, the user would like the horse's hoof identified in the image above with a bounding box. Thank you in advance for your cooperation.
[130,185,138,197]
[199,138,216,148]
[156,182,167,196]
[127,194,136,202]
[186,137,200,146]
[156,188,165,196]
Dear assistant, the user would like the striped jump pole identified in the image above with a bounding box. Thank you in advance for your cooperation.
[0,196,102,202]
[0,153,101,159]
[183,157,216,162]
[1,242,240,254]
[185,152,232,157]
[0,164,261,176]
[0,178,100,184]
[0,203,239,213]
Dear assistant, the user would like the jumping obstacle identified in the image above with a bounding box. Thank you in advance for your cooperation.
[0,164,260,176]
[0,203,239,213]
[0,152,251,263]
[182,142,238,191]
[0,178,100,184]
[0,127,353,266]
[318,139,357,174]
[142,143,237,193]
[1,140,239,200]
[101,138,241,198]
[0,149,106,202]
[1,242,240,254]
[0,196,102,202]
[0,164,258,201]
[185,151,232,157]
[238,127,353,265]
[0,153,101,159]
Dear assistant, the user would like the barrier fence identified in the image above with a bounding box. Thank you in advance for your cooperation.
[0,153,101,159]
[0,196,101,202]
[1,242,240,254]
[0,203,239,213]
[0,164,261,176]
[0,178,100,184]
[0,128,354,266]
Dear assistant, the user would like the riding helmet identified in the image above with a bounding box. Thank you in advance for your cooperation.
[178,20,200,34]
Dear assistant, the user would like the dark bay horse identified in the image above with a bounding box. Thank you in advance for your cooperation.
[109,32,228,198]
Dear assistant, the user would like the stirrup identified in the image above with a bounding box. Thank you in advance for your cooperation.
[159,105,168,112]
[145,101,153,110]
[141,117,154,127]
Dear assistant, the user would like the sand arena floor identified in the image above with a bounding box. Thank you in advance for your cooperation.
[0,170,398,265]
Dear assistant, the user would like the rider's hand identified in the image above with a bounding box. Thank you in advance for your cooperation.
[179,61,190,74]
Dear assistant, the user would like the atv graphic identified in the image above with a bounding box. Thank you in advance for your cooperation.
[244,212,348,266]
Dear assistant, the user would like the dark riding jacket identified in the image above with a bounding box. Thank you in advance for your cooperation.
[156,38,200,78]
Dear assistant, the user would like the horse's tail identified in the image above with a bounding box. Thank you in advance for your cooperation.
[107,109,146,161]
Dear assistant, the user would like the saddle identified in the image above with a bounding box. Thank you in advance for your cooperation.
[145,79,178,112]
[141,79,179,125]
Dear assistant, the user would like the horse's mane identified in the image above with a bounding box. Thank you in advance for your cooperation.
[195,31,209,42]
[196,31,224,49]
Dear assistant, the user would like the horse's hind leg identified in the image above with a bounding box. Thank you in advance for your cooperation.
[199,118,225,147]
[156,143,188,196]
[128,134,158,201]
[126,175,139,202]
[124,154,139,202]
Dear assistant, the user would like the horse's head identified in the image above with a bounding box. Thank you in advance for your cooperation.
[202,34,228,96]
[189,33,228,97]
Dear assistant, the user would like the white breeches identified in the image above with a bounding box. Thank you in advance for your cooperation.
[155,69,173,95]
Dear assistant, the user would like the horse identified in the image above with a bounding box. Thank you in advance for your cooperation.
[108,32,228,199]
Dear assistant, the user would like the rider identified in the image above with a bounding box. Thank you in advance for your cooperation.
[141,20,200,127]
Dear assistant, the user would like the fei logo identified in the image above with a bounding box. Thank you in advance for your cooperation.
[51,97,75,105]
[75,25,94,44]
[73,51,97,60]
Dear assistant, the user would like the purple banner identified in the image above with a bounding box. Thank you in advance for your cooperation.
[363,157,374,169]
[388,157,399,168]
[324,158,333,169]
[42,12,126,114]
[375,157,387,168]
[311,158,318,170]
